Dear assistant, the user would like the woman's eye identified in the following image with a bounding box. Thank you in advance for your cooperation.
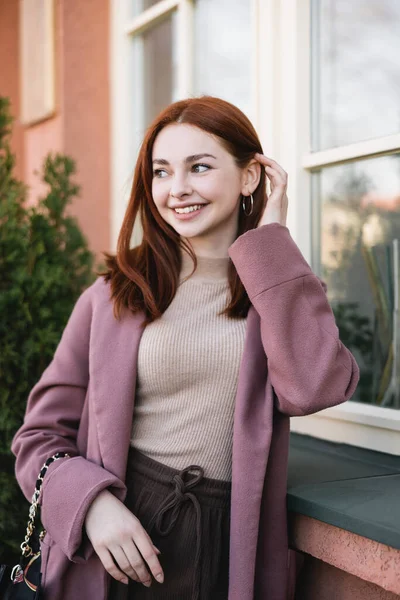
[152,164,210,178]
[153,169,167,178]
[192,163,211,173]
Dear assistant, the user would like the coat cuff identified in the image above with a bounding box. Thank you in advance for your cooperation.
[228,223,312,297]
[40,456,126,563]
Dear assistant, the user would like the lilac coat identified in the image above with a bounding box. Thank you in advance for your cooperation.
[11,223,359,600]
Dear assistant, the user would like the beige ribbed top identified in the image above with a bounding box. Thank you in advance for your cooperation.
[130,251,248,481]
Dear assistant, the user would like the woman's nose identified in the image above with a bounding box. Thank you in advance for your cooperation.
[170,173,192,198]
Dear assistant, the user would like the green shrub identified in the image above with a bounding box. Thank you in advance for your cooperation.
[0,96,97,562]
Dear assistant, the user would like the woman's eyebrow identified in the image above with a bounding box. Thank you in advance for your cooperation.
[152,153,217,166]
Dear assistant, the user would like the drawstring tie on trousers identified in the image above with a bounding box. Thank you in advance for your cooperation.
[148,465,205,600]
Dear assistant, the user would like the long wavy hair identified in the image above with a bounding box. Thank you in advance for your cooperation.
[100,96,267,325]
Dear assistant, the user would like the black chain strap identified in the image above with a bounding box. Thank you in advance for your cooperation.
[20,452,70,557]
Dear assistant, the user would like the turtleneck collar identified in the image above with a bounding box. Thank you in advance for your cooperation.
[179,250,230,282]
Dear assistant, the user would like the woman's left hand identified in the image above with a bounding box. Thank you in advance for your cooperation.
[254,153,288,228]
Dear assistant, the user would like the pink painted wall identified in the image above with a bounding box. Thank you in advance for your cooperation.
[1,0,111,260]
[0,0,24,181]
[290,514,400,599]
[296,557,399,600]
[61,0,111,259]
[24,0,63,208]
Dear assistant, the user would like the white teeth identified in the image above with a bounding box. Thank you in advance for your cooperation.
[174,204,205,214]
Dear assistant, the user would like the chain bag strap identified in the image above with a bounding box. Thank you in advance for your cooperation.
[0,452,70,600]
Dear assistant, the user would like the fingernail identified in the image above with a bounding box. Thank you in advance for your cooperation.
[143,580,152,587]
[156,573,164,583]
[153,545,161,555]
[122,578,129,585]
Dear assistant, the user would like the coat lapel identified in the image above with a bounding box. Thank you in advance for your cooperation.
[90,304,146,481]
[229,306,274,600]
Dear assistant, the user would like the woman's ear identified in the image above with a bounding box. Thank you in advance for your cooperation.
[241,159,261,195]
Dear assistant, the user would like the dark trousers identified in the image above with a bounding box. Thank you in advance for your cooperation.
[108,446,231,600]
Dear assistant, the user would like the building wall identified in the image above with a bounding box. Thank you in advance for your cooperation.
[1,0,111,259]
[0,0,24,181]
[62,0,111,258]
[296,557,399,600]
[24,0,63,209]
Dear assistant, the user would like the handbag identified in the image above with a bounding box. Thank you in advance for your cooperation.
[0,452,70,600]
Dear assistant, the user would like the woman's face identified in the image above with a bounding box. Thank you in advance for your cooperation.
[151,123,256,254]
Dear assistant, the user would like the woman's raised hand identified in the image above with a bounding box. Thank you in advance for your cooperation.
[84,489,164,587]
[254,153,288,228]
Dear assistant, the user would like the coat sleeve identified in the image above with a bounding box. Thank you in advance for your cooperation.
[11,282,126,563]
[228,223,360,416]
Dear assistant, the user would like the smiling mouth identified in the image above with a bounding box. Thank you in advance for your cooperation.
[172,204,208,215]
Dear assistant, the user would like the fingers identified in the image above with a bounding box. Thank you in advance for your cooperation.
[110,546,142,584]
[122,539,155,586]
[97,539,163,588]
[97,547,129,585]
[263,165,287,190]
[254,152,286,173]
[133,530,164,584]
[254,153,288,187]
[140,524,162,556]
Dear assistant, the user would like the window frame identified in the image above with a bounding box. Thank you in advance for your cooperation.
[20,0,56,125]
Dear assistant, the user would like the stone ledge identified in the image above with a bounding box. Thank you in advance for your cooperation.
[288,513,400,596]
[288,433,400,552]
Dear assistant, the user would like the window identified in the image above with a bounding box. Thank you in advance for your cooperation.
[311,0,400,411]
[290,0,400,454]
[193,0,252,119]
[313,156,400,410]
[132,12,178,127]
[311,0,400,150]
[20,0,55,125]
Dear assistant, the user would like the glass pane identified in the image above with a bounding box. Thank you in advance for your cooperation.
[311,0,400,151]
[133,13,178,129]
[133,0,161,16]
[313,154,400,408]
[193,0,252,120]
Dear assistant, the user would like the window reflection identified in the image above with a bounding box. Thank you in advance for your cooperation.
[311,0,400,150]
[133,0,161,16]
[314,154,400,408]
[133,13,178,127]
[193,0,252,120]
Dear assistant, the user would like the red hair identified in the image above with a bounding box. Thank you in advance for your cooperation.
[100,96,267,325]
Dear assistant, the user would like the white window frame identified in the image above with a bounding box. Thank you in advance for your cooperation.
[110,0,400,455]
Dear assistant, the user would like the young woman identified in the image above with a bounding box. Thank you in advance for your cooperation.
[11,96,359,600]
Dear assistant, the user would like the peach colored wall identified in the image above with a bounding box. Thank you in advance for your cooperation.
[295,557,399,600]
[3,0,111,259]
[289,514,400,596]
[289,514,400,599]
[24,0,63,208]
[0,0,24,181]
[61,0,111,259]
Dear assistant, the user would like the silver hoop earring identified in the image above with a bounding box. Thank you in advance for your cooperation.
[242,193,254,216]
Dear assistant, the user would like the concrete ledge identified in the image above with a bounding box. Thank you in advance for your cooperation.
[288,513,400,596]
